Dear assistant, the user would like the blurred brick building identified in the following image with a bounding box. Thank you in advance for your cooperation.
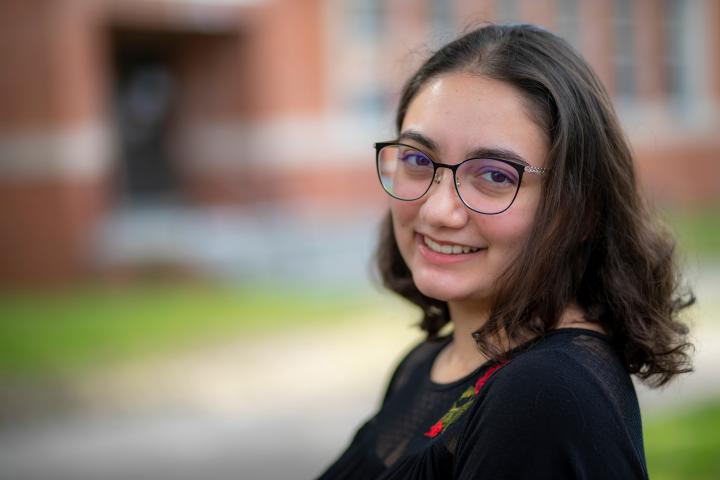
[0,0,718,285]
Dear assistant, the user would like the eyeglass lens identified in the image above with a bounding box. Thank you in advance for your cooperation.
[377,144,521,214]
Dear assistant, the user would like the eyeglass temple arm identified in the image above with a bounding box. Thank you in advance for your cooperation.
[524,166,550,175]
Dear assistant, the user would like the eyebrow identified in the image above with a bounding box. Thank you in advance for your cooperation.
[397,129,530,166]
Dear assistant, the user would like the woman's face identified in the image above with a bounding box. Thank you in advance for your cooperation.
[391,73,548,308]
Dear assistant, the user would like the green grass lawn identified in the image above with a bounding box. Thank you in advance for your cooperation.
[645,400,720,480]
[0,283,381,377]
[663,207,720,259]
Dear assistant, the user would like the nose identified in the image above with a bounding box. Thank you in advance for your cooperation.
[419,168,469,228]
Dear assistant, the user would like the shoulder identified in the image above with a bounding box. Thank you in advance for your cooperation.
[476,330,636,433]
[454,331,648,479]
[486,348,594,422]
[495,334,602,389]
[485,332,634,420]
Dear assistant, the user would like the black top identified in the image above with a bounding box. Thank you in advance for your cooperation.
[317,328,648,479]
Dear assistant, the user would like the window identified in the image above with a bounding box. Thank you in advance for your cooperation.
[663,0,688,102]
[612,0,637,99]
[555,0,579,49]
[430,0,455,46]
[496,0,519,24]
[349,0,384,39]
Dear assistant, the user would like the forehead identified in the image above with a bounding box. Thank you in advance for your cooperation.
[401,73,549,163]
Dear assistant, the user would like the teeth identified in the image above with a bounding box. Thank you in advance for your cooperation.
[423,236,480,255]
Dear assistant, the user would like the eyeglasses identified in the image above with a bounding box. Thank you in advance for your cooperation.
[375,142,549,215]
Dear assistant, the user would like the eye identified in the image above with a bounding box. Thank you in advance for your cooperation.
[461,159,520,188]
[399,150,432,168]
[481,169,515,185]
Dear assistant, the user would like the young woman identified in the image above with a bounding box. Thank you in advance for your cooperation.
[318,24,693,480]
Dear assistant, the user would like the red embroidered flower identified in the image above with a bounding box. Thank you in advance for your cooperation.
[423,360,509,439]
[474,361,508,394]
[424,420,444,438]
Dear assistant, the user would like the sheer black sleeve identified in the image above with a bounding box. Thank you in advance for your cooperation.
[454,349,649,480]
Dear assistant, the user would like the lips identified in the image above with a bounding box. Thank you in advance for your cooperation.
[421,234,482,255]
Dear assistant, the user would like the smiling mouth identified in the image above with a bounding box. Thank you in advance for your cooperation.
[422,235,482,255]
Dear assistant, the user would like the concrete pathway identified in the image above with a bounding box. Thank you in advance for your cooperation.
[0,301,423,480]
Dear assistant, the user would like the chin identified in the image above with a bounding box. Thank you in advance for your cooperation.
[412,271,489,304]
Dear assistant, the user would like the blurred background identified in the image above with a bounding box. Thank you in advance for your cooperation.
[0,0,718,479]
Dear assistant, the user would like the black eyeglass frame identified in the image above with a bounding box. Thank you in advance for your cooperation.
[374,141,550,215]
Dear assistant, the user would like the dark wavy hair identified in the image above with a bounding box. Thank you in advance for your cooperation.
[375,24,693,387]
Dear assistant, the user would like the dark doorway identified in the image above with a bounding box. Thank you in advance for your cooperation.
[111,29,181,203]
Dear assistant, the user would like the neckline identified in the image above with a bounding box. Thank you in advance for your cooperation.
[426,335,489,391]
[425,327,610,391]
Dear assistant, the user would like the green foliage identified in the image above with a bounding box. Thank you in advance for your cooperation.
[645,401,720,480]
[0,283,375,377]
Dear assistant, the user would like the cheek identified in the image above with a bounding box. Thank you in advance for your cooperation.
[475,207,536,253]
[390,200,420,234]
